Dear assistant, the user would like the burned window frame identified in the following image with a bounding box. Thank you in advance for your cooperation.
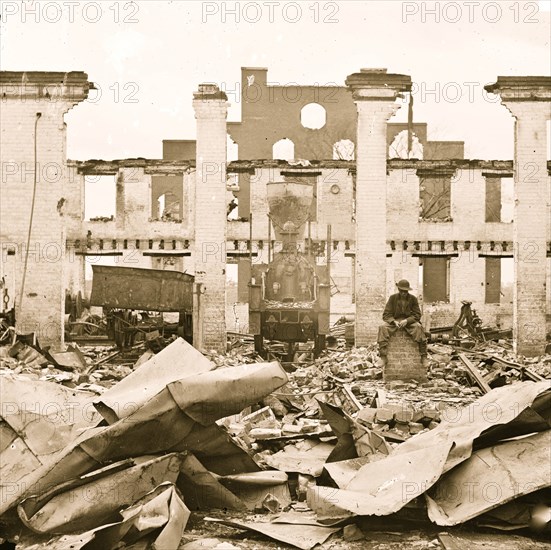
[483,172,514,223]
[417,168,454,222]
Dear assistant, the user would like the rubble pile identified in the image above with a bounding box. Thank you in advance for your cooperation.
[0,336,549,549]
[0,334,262,394]
[222,341,547,454]
[203,347,260,367]
[0,340,138,390]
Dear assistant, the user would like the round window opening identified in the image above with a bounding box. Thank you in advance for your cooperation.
[300,103,326,130]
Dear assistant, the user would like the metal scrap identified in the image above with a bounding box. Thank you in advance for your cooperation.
[2,328,551,549]
[427,430,551,526]
[204,515,341,550]
[306,381,551,520]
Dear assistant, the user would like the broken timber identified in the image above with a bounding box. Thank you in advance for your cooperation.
[458,353,491,394]
[489,354,545,382]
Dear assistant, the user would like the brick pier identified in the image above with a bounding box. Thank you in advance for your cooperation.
[192,84,229,353]
[345,69,411,346]
[384,329,427,383]
[0,72,92,345]
[485,77,551,357]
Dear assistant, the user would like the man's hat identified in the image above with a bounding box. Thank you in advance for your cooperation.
[396,279,412,291]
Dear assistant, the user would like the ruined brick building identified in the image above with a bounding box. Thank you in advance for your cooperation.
[0,68,549,356]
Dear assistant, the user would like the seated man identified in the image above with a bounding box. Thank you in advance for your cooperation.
[377,279,428,367]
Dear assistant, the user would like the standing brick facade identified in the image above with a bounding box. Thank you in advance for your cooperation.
[0,72,91,345]
[346,70,411,345]
[1,69,548,357]
[192,85,228,352]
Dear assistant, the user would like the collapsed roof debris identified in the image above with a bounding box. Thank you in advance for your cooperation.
[0,331,550,549]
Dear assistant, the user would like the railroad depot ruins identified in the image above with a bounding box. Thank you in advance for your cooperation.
[0,68,551,548]
[1,68,551,357]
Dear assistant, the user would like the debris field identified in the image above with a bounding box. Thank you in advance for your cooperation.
[0,330,550,550]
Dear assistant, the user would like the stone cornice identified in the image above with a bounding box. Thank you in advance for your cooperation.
[0,71,94,101]
[484,76,551,101]
[192,83,228,102]
[0,71,90,85]
[346,70,412,101]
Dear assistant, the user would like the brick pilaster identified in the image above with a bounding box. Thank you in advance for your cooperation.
[116,167,152,233]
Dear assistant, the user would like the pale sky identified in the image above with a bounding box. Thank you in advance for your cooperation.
[1,0,550,161]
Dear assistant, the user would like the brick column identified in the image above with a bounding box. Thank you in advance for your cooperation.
[485,77,551,356]
[0,72,91,345]
[346,70,411,345]
[192,84,228,352]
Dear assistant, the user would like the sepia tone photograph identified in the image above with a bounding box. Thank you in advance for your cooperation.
[0,1,550,548]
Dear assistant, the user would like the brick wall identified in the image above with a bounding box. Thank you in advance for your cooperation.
[315,169,354,242]
[228,67,357,161]
[388,253,419,301]
[249,168,271,237]
[24,153,547,344]
[485,77,551,356]
[117,167,151,233]
[385,164,519,332]
[387,166,514,241]
[64,163,195,295]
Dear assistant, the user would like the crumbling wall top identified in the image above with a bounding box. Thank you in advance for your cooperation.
[0,71,92,85]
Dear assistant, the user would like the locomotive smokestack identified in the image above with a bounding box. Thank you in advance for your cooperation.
[266,180,314,243]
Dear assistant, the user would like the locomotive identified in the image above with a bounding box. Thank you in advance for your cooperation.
[248,180,330,360]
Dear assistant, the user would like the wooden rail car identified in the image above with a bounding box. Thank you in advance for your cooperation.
[90,265,194,349]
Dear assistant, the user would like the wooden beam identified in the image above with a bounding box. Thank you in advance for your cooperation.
[490,355,544,382]
[459,353,491,394]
